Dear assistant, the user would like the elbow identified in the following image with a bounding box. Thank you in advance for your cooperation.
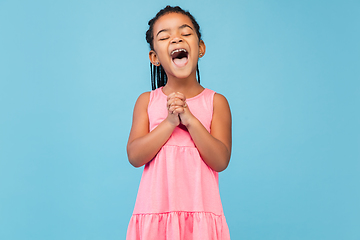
[214,153,231,172]
[127,145,144,168]
[214,160,230,172]
[129,160,144,168]
[212,143,231,172]
[204,149,231,172]
[128,151,144,168]
[127,154,145,168]
[127,145,151,168]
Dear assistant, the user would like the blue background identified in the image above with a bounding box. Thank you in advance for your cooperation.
[1,0,359,239]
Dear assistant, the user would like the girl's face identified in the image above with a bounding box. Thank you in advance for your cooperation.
[149,12,205,80]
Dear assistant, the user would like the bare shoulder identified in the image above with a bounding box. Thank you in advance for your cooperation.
[131,91,151,127]
[213,93,231,113]
[135,91,151,108]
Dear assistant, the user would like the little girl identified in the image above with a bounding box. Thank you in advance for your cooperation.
[126,6,232,240]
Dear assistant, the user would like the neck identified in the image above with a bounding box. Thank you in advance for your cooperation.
[162,71,204,98]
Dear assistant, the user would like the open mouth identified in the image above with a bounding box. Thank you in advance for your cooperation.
[171,48,189,67]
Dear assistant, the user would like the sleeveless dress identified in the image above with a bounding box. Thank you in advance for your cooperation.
[126,87,230,240]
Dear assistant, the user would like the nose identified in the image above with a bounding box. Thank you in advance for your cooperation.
[171,37,183,44]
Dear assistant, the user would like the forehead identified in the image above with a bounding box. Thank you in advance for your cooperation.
[153,12,194,34]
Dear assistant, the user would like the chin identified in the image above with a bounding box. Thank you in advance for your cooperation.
[171,71,193,79]
[170,65,196,78]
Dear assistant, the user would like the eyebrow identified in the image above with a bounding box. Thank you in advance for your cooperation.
[156,24,194,37]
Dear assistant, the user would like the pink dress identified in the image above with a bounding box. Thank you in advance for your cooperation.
[126,87,230,240]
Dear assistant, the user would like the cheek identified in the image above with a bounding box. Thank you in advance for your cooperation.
[154,44,168,59]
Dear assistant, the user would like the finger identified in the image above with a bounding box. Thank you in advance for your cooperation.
[168,93,187,108]
[173,99,184,106]
[167,95,180,103]
[167,98,177,109]
[168,105,178,113]
[174,92,186,101]
[167,92,176,101]
[174,99,187,108]
[172,106,185,114]
[168,99,182,109]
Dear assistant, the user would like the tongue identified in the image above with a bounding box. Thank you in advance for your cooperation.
[173,57,188,67]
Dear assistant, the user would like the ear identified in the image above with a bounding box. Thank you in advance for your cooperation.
[198,40,206,58]
[149,50,160,66]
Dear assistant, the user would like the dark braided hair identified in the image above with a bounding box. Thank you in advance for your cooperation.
[146,6,202,90]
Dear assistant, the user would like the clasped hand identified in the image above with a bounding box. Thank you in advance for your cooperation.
[166,92,193,127]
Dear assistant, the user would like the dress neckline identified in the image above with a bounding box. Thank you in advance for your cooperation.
[159,87,207,101]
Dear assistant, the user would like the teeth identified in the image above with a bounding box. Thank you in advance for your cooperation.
[171,48,187,56]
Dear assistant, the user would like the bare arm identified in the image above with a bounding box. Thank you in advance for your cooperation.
[127,92,181,167]
[176,93,232,172]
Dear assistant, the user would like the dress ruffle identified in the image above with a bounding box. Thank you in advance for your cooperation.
[126,211,230,240]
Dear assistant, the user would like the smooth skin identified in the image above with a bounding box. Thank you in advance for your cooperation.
[127,12,232,172]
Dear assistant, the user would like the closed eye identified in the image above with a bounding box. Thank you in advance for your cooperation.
[159,37,169,41]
